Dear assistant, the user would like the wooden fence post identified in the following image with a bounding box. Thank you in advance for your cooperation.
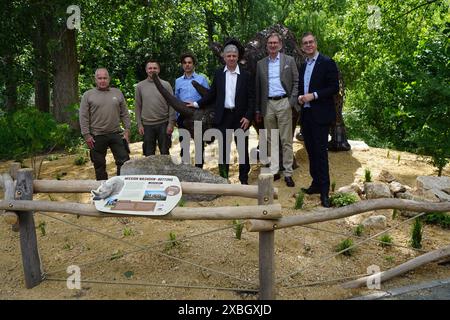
[16,168,42,288]
[9,162,21,231]
[258,173,275,300]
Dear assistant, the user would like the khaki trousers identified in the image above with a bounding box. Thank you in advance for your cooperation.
[264,98,294,177]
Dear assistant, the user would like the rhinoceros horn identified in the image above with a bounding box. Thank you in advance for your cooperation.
[191,80,209,98]
[152,73,194,117]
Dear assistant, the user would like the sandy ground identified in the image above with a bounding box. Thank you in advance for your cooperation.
[0,128,449,300]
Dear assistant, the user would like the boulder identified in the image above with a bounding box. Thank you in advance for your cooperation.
[121,155,228,201]
[389,181,406,194]
[377,170,396,183]
[361,215,387,229]
[416,176,450,201]
[364,182,392,199]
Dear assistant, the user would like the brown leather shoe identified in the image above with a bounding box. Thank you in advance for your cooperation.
[285,176,295,187]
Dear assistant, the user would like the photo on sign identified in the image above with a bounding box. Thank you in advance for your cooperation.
[143,190,167,201]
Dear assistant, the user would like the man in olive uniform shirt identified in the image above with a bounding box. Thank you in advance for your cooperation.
[135,60,176,156]
[79,68,131,180]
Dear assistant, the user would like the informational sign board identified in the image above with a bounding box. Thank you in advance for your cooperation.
[92,175,182,216]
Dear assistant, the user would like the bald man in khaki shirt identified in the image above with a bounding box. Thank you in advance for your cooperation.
[79,68,131,180]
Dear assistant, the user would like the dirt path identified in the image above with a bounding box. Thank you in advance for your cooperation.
[1,130,449,300]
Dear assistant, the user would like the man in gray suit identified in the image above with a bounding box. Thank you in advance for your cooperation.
[255,32,299,187]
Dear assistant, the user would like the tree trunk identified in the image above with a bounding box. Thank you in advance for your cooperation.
[51,27,79,130]
[33,14,50,113]
[3,55,18,112]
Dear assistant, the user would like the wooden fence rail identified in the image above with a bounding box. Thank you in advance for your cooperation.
[1,162,449,299]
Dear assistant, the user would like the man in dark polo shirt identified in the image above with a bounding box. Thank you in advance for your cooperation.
[79,68,131,180]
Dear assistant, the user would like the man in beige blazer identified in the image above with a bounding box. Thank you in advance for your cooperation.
[255,32,299,187]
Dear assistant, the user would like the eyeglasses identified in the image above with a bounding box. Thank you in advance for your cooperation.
[302,40,315,45]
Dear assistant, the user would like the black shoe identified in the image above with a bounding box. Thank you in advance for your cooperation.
[301,186,321,195]
[241,181,248,185]
[285,176,295,187]
[320,194,331,208]
[273,173,281,181]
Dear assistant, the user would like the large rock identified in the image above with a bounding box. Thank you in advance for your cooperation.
[121,155,228,201]
[364,182,392,199]
[361,215,387,229]
[389,181,406,194]
[377,170,396,183]
[416,176,450,201]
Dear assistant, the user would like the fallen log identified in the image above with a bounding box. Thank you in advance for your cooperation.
[342,244,450,289]
[0,199,282,220]
[31,180,278,199]
[246,198,450,232]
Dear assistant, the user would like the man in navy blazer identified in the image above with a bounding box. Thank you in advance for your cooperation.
[190,43,254,184]
[297,32,339,207]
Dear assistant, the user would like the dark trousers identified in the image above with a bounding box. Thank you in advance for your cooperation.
[90,133,130,181]
[301,108,330,195]
[143,122,170,156]
[217,109,250,183]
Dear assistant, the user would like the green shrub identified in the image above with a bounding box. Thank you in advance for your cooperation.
[165,232,181,251]
[74,155,88,166]
[411,218,423,249]
[0,107,71,160]
[335,238,354,256]
[294,191,304,209]
[330,192,359,207]
[379,234,393,247]
[422,212,450,229]
[232,220,244,240]
[364,168,372,182]
[354,224,364,237]
[392,209,398,219]
[122,227,134,237]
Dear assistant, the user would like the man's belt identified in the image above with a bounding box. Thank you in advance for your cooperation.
[268,94,288,100]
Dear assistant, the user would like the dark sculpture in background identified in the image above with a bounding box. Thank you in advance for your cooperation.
[153,24,350,152]
[152,73,215,140]
[211,24,351,152]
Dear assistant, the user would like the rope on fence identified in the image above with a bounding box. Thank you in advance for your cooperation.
[299,225,429,253]
[276,212,428,286]
[40,212,257,287]
[43,277,259,293]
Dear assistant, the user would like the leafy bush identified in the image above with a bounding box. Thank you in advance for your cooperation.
[74,155,88,166]
[335,238,354,256]
[0,107,71,160]
[422,212,450,229]
[330,192,359,207]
